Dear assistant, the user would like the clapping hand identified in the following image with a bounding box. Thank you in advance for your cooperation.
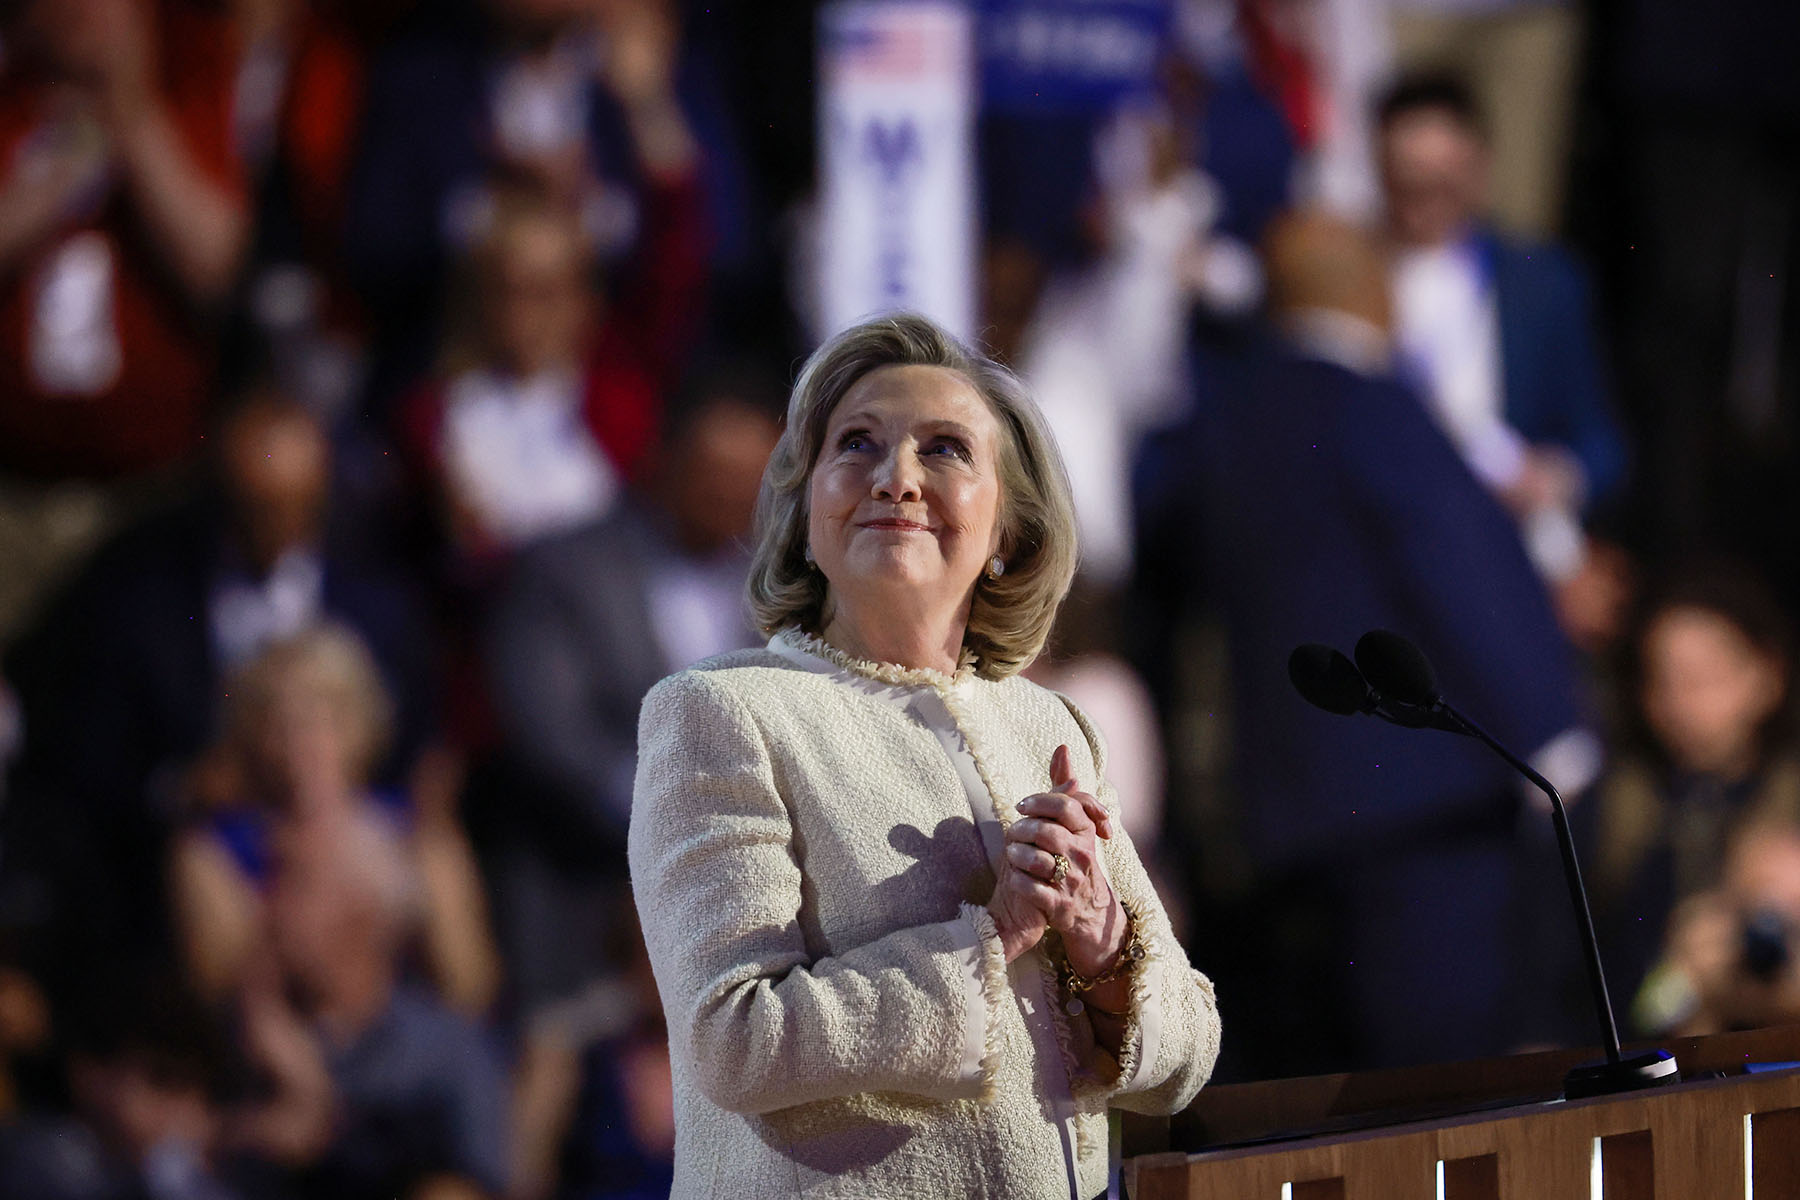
[1004,745,1127,976]
[989,745,1127,972]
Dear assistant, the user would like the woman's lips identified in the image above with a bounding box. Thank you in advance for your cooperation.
[859,519,931,531]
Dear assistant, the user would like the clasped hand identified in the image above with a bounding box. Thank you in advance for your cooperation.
[989,744,1126,972]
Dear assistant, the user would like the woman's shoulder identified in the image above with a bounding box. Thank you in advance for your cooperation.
[640,643,820,718]
[979,669,1072,714]
[982,669,1096,722]
[970,671,1110,765]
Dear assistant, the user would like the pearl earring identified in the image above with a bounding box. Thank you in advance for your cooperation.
[803,544,816,566]
[988,555,1005,578]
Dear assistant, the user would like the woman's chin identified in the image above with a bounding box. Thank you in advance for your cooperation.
[839,548,960,595]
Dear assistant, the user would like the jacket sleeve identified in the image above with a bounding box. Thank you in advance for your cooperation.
[1518,248,1629,510]
[628,670,1007,1116]
[1058,698,1222,1115]
[1342,376,1584,759]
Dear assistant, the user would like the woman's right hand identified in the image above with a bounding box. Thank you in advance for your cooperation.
[989,859,1049,963]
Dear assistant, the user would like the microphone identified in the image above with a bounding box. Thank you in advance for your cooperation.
[1291,631,1679,1099]
[1286,643,1459,732]
[1351,629,1440,709]
[1287,644,1374,716]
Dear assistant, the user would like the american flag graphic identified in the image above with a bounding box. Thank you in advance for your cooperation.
[823,4,969,82]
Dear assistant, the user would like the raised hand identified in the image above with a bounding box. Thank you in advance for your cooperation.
[1003,745,1128,978]
[591,0,695,175]
[595,0,679,107]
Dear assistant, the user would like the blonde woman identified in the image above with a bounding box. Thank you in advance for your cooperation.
[170,624,499,1016]
[630,313,1220,1198]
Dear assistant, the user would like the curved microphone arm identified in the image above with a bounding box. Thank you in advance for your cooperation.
[1293,630,1678,1097]
[1431,699,1623,1066]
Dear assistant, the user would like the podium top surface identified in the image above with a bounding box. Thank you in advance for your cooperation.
[1170,1023,1800,1153]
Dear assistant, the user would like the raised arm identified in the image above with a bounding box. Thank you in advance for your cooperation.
[628,670,1006,1115]
[597,0,709,382]
[95,0,248,309]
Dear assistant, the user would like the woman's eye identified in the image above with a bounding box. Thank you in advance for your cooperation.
[927,439,970,460]
[838,431,871,452]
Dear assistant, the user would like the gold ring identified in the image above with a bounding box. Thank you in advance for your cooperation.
[1051,853,1071,885]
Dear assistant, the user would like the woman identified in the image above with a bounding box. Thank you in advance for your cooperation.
[169,624,500,1016]
[1585,564,1800,1034]
[629,314,1220,1198]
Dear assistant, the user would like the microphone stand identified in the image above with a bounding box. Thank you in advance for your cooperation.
[1433,699,1680,1099]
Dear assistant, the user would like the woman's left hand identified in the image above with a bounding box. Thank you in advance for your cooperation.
[1003,744,1129,977]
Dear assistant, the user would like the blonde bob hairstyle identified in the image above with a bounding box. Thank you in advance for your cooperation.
[224,622,396,786]
[746,312,1078,679]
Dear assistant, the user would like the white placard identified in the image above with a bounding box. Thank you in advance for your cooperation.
[818,1,976,343]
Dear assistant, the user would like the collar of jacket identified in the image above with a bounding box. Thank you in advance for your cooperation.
[775,626,979,691]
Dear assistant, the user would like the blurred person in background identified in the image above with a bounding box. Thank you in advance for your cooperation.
[981,5,1301,590]
[0,974,246,1200]
[1014,82,1266,591]
[479,370,777,1199]
[2,388,431,996]
[1636,820,1800,1039]
[0,0,248,645]
[398,162,705,570]
[170,624,498,1017]
[229,807,509,1200]
[1385,0,1581,238]
[1134,210,1597,1075]
[1168,1,1298,250]
[346,0,710,417]
[387,41,707,763]
[221,0,441,557]
[550,916,672,1200]
[1582,564,1800,1033]
[1378,73,1630,646]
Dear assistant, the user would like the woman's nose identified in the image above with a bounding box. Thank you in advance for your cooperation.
[872,446,922,502]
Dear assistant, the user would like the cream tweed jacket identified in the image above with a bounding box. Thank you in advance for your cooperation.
[629,628,1221,1199]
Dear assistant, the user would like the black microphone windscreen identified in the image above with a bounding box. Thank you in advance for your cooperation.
[1355,630,1440,705]
[1288,644,1373,716]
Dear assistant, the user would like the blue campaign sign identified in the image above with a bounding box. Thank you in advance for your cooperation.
[978,0,1170,113]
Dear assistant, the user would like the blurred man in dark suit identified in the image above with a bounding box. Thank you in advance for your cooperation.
[1137,212,1599,1075]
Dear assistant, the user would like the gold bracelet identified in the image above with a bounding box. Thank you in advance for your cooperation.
[1058,900,1148,1016]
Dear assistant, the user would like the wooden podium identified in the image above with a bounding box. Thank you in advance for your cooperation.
[1122,1024,1800,1199]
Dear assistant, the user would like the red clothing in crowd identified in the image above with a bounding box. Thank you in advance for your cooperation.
[0,1,245,481]
[398,169,709,756]
[398,170,711,559]
[274,15,365,241]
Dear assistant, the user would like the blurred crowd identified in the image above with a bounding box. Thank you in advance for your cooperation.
[0,0,1796,1195]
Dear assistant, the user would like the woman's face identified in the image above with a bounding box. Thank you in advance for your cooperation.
[807,364,1004,627]
[488,217,591,376]
[1642,606,1786,777]
[238,675,368,812]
